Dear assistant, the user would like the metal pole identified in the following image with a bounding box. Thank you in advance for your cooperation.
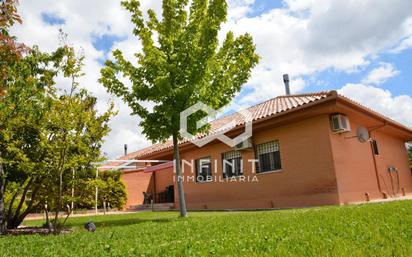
[95,169,99,215]
[71,169,75,213]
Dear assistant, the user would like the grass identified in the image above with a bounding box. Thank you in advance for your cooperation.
[0,200,412,257]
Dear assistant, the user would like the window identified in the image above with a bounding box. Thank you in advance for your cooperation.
[255,141,281,173]
[195,158,212,182]
[222,151,242,178]
[371,140,379,155]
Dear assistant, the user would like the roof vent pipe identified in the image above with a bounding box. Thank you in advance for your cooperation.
[124,144,128,156]
[283,74,290,95]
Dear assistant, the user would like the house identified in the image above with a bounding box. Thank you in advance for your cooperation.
[111,90,412,210]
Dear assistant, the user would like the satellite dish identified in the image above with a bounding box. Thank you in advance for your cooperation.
[357,127,370,143]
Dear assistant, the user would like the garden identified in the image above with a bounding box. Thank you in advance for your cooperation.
[0,200,411,256]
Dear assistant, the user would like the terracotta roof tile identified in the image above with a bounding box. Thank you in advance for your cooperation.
[112,91,333,162]
[104,90,412,168]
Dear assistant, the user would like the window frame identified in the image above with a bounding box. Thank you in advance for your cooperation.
[222,150,243,178]
[195,157,212,183]
[255,140,282,174]
[371,140,379,155]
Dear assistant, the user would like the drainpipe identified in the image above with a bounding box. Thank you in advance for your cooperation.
[369,123,387,199]
[153,171,157,204]
[370,141,387,199]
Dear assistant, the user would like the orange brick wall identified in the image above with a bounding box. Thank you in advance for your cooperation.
[153,168,174,193]
[121,102,412,210]
[373,132,412,196]
[121,168,175,208]
[330,118,412,204]
[175,114,340,210]
[121,171,152,209]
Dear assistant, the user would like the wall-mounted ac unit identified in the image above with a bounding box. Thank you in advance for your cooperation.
[235,138,253,150]
[330,114,351,133]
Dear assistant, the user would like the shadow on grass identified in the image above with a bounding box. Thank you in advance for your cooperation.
[66,216,180,229]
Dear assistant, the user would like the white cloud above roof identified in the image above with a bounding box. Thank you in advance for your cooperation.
[361,63,400,86]
[10,0,412,157]
[339,84,412,127]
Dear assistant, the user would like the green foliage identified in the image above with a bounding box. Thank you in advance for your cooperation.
[0,46,67,230]
[4,183,27,215]
[1,2,118,231]
[0,44,116,230]
[70,171,127,210]
[96,171,127,210]
[0,0,29,234]
[100,0,259,217]
[100,0,259,142]
[0,200,410,256]
[0,0,28,94]
[1,2,117,232]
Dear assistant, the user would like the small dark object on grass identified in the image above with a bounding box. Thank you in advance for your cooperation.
[84,222,96,232]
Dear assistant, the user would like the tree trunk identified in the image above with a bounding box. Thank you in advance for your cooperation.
[6,179,26,222]
[44,204,51,234]
[9,178,32,227]
[53,171,63,233]
[9,184,41,229]
[173,133,187,217]
[0,152,6,234]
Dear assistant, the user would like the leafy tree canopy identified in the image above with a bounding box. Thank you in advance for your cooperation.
[100,0,259,142]
[0,42,116,231]
[100,0,259,217]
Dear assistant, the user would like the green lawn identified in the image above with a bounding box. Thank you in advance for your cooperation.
[0,200,411,257]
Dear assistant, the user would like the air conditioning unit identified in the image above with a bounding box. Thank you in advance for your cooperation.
[235,138,253,150]
[330,114,351,133]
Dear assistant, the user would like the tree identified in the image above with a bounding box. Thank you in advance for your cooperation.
[95,171,127,211]
[44,91,114,233]
[0,1,117,233]
[72,170,127,210]
[0,44,115,232]
[0,0,28,234]
[100,0,259,217]
[0,46,67,230]
[30,46,115,233]
[0,0,28,94]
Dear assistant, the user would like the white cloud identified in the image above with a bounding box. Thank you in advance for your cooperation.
[391,17,412,53]
[238,66,306,104]
[11,0,412,157]
[283,0,314,12]
[101,99,150,159]
[361,63,400,86]
[339,84,412,127]
[10,0,160,158]
[223,0,412,103]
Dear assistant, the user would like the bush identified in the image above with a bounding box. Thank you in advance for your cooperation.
[70,170,127,210]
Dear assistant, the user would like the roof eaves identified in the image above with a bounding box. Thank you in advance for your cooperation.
[335,94,412,134]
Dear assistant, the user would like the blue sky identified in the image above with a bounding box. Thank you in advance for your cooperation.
[41,12,65,25]
[302,47,412,97]
[239,1,412,98]
[14,0,412,157]
[247,0,284,17]
[39,1,412,99]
